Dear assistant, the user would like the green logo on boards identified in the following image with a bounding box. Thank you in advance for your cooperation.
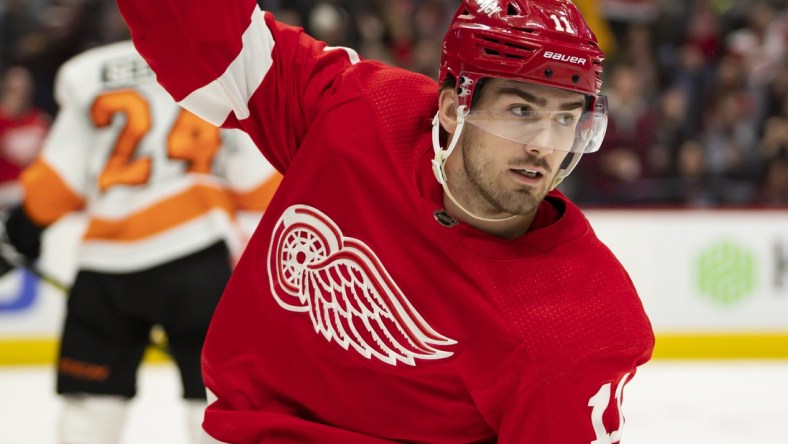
[695,240,757,306]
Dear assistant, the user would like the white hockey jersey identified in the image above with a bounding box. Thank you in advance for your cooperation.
[21,41,281,272]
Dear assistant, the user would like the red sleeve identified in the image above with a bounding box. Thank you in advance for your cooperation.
[117,0,360,174]
[474,345,650,443]
[117,0,256,103]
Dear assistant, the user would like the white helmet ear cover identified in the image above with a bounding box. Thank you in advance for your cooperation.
[575,95,609,154]
[431,105,468,185]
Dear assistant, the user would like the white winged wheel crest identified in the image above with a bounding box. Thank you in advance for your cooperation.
[267,205,457,366]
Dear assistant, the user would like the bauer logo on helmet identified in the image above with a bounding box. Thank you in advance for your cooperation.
[542,51,587,65]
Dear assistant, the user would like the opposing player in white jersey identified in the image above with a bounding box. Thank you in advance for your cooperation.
[2,40,281,443]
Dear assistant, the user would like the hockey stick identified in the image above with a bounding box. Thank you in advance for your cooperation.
[0,241,69,292]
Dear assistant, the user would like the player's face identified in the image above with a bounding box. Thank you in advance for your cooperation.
[450,79,583,217]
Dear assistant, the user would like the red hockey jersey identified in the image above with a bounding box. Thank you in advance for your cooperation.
[119,1,654,442]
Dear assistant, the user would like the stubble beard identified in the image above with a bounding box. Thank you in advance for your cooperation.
[458,131,548,218]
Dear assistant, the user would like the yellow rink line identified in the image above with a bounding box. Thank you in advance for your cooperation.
[0,338,170,366]
[2,334,788,365]
[653,333,788,359]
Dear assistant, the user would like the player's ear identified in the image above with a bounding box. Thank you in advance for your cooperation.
[437,88,459,134]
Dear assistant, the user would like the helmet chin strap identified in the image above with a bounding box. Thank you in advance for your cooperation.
[550,151,584,190]
[431,108,519,223]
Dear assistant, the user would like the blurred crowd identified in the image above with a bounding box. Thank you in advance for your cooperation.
[1,0,786,208]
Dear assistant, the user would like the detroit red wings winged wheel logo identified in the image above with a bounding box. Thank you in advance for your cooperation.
[267,205,456,366]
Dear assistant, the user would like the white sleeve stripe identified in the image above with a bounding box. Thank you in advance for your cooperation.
[324,46,360,65]
[178,6,273,126]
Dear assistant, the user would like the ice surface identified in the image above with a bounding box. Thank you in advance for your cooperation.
[1,360,787,443]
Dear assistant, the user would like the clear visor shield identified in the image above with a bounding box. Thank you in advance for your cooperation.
[464,95,609,154]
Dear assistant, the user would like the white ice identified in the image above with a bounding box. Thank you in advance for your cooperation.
[1,360,787,443]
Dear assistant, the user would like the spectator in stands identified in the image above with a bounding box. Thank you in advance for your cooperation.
[757,116,788,206]
[572,63,656,204]
[10,0,92,115]
[725,0,787,133]
[701,90,761,189]
[673,139,716,206]
[0,1,38,70]
[0,66,49,208]
[649,87,692,179]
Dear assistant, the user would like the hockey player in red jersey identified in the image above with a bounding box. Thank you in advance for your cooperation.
[117,0,655,442]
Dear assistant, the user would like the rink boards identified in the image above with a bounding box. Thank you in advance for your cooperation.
[1,210,787,364]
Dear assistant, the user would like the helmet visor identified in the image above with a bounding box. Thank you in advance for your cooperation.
[464,95,608,154]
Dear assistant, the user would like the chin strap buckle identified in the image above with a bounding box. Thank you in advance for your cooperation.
[431,158,447,185]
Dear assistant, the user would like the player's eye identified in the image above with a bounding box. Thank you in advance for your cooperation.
[555,113,576,126]
[509,105,538,119]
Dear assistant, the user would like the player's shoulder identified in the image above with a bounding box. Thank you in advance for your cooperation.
[60,41,140,77]
[351,62,437,102]
[343,62,438,135]
[340,63,437,163]
[57,41,153,94]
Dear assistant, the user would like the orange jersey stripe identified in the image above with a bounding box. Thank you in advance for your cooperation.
[22,159,86,226]
[83,184,235,242]
[231,172,282,211]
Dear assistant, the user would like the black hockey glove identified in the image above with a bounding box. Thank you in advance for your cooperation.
[2,205,45,262]
[0,248,14,278]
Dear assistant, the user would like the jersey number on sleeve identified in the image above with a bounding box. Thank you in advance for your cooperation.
[587,373,630,444]
[91,89,221,191]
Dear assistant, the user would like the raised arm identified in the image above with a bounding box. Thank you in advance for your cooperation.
[117,0,361,173]
[119,0,263,123]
